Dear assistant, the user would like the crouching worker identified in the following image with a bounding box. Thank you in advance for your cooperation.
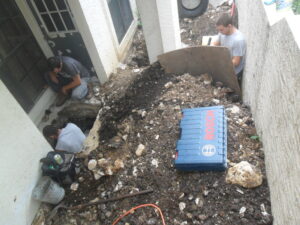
[45,56,92,106]
[41,123,85,184]
[43,123,86,153]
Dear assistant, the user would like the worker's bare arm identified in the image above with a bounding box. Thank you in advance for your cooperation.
[61,75,81,94]
[50,71,59,83]
[232,56,241,67]
[211,41,220,46]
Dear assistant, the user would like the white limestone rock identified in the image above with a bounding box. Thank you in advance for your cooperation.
[88,159,97,170]
[70,182,79,191]
[114,159,124,170]
[135,144,146,156]
[179,202,186,211]
[226,161,263,188]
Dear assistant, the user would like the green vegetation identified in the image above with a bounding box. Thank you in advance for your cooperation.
[292,0,300,14]
[250,135,260,141]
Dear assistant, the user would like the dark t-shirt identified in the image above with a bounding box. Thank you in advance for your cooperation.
[57,56,90,79]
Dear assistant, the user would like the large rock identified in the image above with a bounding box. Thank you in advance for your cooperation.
[226,161,263,188]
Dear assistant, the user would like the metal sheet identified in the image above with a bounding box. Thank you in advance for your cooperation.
[158,46,241,96]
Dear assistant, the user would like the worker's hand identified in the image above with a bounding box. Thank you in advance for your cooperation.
[232,56,241,67]
[50,71,59,83]
[61,86,68,95]
[211,41,220,46]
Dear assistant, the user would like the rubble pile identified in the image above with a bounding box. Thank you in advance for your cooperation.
[48,63,272,225]
[45,3,272,224]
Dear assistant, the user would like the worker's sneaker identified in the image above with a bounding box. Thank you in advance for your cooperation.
[56,94,69,107]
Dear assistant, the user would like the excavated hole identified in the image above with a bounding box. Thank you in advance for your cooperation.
[98,62,169,141]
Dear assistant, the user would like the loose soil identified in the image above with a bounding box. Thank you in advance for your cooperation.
[45,4,272,225]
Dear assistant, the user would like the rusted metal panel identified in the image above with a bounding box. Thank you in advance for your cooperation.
[158,46,241,96]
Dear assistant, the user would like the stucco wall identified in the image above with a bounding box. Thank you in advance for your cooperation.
[136,0,164,63]
[237,1,300,225]
[0,81,53,225]
[136,0,181,63]
[68,0,138,83]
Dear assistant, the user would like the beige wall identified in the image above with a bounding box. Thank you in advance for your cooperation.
[237,1,300,225]
[0,81,53,225]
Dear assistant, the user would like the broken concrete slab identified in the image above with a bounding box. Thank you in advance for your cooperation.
[158,46,241,96]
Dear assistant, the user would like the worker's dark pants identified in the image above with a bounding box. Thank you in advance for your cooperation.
[237,70,243,87]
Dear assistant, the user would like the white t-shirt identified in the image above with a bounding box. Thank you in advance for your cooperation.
[213,29,246,74]
[56,123,86,153]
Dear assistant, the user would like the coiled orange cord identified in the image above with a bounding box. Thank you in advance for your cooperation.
[112,203,166,225]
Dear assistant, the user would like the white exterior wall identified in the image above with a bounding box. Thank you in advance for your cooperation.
[237,1,300,225]
[29,88,56,125]
[136,0,181,63]
[0,81,53,225]
[68,0,118,83]
[156,0,181,52]
[68,0,138,83]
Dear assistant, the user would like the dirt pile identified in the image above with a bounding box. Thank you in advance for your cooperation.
[45,3,272,225]
[47,62,272,225]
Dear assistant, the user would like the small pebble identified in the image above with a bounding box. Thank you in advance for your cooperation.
[179,202,186,211]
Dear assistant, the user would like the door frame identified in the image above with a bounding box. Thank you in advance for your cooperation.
[14,0,56,124]
[15,0,53,58]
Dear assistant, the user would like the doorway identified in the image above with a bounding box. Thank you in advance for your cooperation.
[27,0,94,73]
[0,0,48,112]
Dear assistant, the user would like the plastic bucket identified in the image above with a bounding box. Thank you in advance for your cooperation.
[32,176,65,204]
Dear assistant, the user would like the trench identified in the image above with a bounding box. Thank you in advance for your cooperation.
[49,60,272,225]
[97,62,221,142]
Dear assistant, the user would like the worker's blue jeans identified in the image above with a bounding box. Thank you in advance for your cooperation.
[44,72,89,100]
[71,77,89,100]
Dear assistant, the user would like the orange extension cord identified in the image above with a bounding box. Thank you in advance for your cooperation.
[112,203,166,225]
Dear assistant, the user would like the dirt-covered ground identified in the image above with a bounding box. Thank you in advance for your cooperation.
[43,3,273,225]
[180,3,232,46]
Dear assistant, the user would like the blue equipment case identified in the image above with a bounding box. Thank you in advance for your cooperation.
[175,106,227,171]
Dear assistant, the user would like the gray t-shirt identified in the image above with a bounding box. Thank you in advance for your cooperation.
[56,123,86,153]
[214,30,246,74]
[57,56,90,79]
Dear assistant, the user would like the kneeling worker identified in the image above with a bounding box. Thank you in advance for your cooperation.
[212,13,246,84]
[43,123,86,153]
[45,56,92,106]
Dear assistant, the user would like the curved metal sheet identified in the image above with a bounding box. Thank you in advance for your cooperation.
[158,46,241,96]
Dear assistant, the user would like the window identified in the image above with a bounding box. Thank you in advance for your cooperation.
[31,0,76,34]
[108,0,134,43]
